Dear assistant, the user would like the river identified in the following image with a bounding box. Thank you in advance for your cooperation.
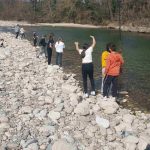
[1,26,150,112]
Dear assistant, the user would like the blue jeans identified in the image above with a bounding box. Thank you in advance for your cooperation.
[56,52,62,67]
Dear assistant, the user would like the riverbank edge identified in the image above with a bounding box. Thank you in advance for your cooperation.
[0,20,150,34]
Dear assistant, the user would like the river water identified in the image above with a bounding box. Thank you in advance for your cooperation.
[1,26,150,112]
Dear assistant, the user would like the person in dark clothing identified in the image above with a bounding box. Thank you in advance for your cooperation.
[14,24,20,39]
[39,35,47,58]
[33,32,38,47]
[47,35,54,65]
[0,39,4,47]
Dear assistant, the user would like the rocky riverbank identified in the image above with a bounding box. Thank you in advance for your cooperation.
[0,20,150,33]
[0,32,150,150]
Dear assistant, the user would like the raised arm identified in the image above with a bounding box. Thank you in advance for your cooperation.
[90,36,96,48]
[74,42,80,53]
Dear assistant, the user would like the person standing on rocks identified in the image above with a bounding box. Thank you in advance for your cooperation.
[55,37,65,67]
[103,44,124,99]
[33,32,38,47]
[47,34,54,65]
[74,36,96,98]
[39,35,47,58]
[20,27,25,39]
[14,24,20,39]
[101,43,111,93]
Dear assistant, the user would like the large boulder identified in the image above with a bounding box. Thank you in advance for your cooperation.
[99,100,119,114]
[74,101,90,116]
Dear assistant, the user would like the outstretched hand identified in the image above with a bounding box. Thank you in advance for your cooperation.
[74,42,79,45]
[90,35,94,38]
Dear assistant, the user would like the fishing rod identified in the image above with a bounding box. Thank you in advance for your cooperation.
[118,0,122,41]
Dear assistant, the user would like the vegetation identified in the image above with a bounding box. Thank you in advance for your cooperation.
[0,0,149,26]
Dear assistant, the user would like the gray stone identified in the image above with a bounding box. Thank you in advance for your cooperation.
[52,139,77,150]
[74,101,90,116]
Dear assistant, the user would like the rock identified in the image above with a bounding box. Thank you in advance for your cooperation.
[125,143,136,150]
[24,139,38,148]
[48,111,61,122]
[64,105,73,114]
[54,103,64,112]
[0,123,10,130]
[123,114,134,124]
[74,101,90,116]
[96,116,109,129]
[115,123,126,133]
[38,125,55,136]
[45,96,54,104]
[7,143,19,149]
[24,143,39,150]
[20,106,33,114]
[62,84,77,93]
[0,116,9,123]
[47,65,58,73]
[52,139,77,150]
[123,135,139,144]
[0,49,6,59]
[99,100,119,114]
[138,135,150,150]
[69,94,79,107]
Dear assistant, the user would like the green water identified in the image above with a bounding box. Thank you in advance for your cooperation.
[2,26,150,112]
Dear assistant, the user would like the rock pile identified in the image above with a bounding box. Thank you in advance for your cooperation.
[0,32,150,150]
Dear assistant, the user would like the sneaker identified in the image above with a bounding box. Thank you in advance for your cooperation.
[83,93,89,98]
[91,91,96,96]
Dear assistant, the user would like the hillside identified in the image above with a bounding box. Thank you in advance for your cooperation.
[0,0,150,27]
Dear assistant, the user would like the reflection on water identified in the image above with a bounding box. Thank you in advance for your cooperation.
[1,26,150,112]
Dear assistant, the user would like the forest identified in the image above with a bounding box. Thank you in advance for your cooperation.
[0,0,149,26]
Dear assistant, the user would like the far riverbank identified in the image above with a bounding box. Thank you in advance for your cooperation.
[0,20,150,34]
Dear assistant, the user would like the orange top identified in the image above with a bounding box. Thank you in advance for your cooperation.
[105,52,124,76]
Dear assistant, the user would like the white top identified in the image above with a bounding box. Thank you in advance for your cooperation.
[20,28,25,34]
[79,46,93,63]
[55,41,65,53]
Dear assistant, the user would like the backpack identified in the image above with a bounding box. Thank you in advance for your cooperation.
[81,49,86,58]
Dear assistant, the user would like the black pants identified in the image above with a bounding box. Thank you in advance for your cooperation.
[33,39,37,47]
[103,75,118,97]
[56,52,62,67]
[82,63,95,93]
[47,48,52,65]
[16,32,19,39]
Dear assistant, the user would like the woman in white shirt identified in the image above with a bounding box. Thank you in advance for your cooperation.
[74,36,96,98]
[55,38,65,67]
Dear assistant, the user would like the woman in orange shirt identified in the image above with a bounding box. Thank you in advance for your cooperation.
[103,44,124,98]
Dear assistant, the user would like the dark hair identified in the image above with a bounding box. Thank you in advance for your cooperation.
[49,35,53,40]
[106,42,112,52]
[110,44,116,51]
[83,43,89,50]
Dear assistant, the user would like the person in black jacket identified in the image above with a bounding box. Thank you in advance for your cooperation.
[39,35,47,58]
[33,32,38,47]
[47,34,54,65]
